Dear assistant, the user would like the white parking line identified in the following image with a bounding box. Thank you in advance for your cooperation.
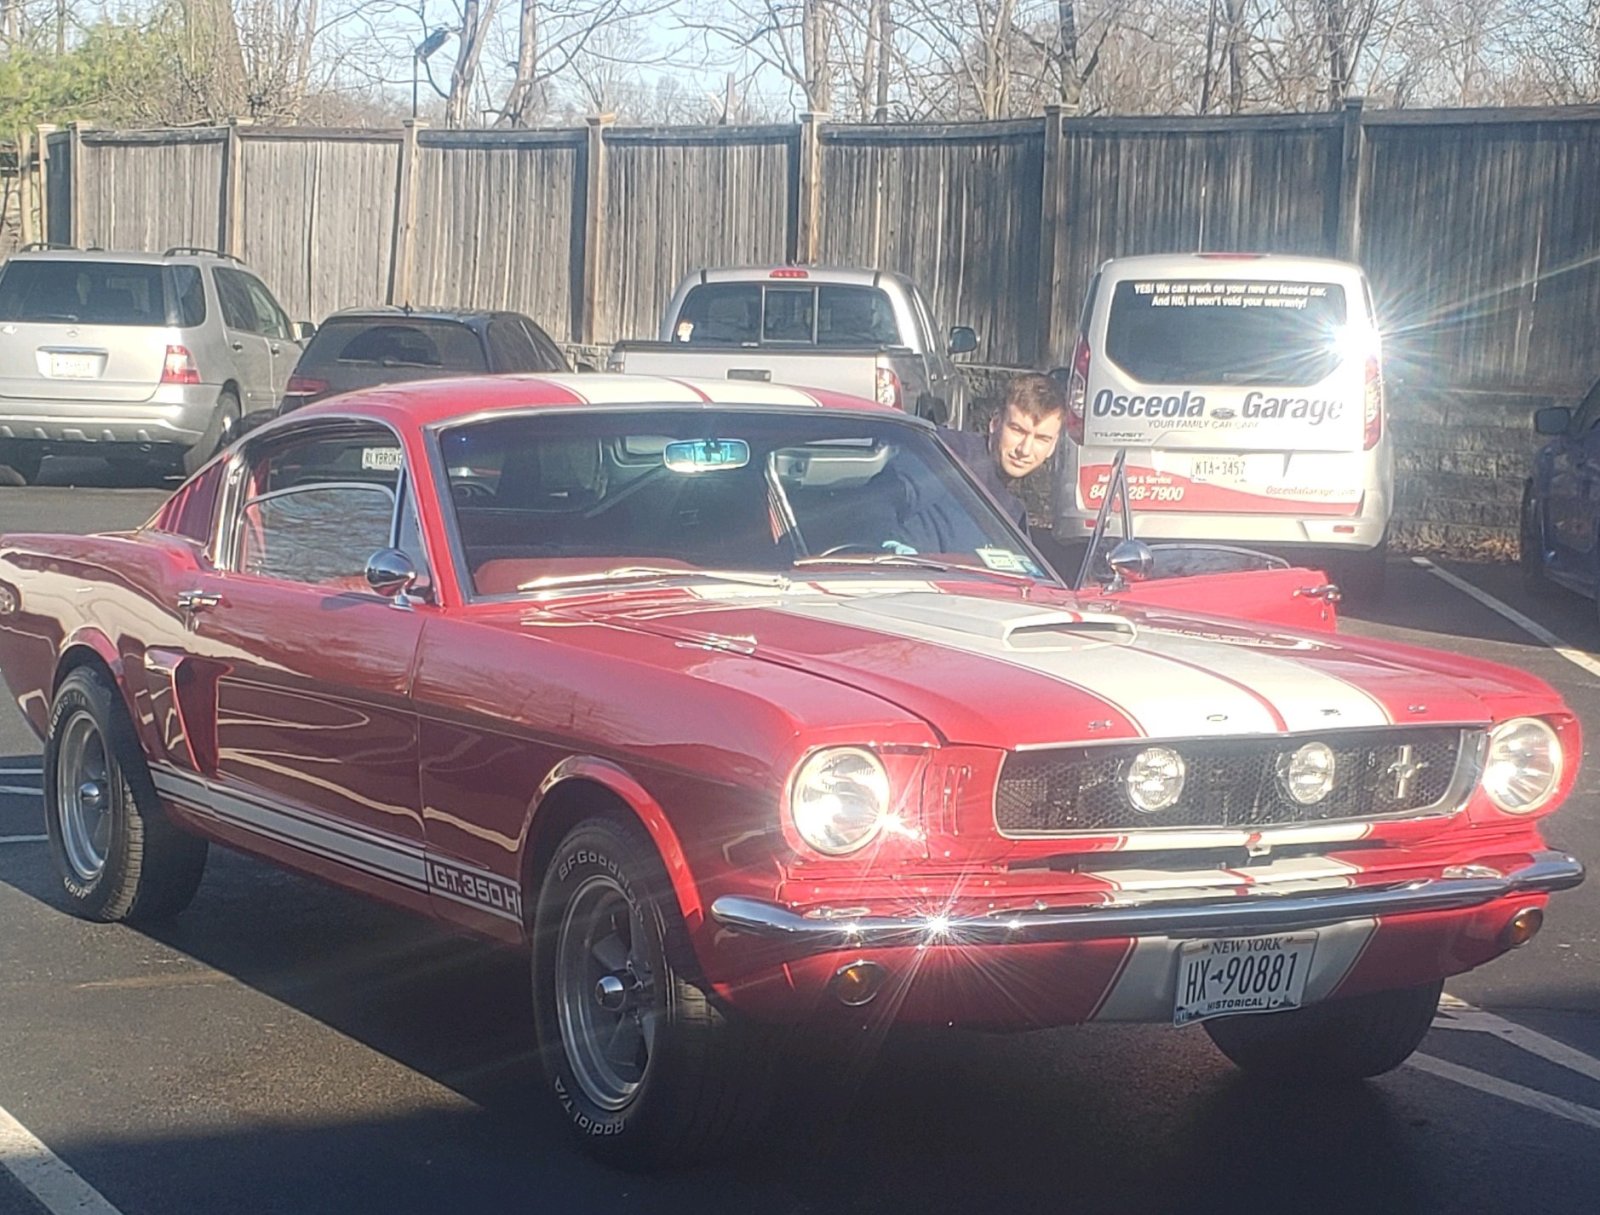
[1412,557,1600,679]
[0,1103,126,1215]
[1435,994,1600,1085]
[1411,1054,1600,1132]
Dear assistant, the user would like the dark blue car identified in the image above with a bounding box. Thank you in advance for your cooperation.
[1522,381,1600,606]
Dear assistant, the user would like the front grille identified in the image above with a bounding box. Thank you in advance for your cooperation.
[996,728,1471,836]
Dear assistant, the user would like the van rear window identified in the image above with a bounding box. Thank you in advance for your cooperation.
[0,261,171,326]
[1104,279,1348,386]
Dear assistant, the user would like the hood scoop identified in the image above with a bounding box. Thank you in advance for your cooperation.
[838,592,1136,650]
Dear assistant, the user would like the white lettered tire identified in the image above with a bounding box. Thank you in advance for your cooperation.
[532,814,774,1168]
[1204,980,1443,1080]
[43,666,208,922]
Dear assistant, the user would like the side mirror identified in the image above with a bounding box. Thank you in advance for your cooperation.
[1106,539,1154,585]
[365,548,418,599]
[1535,406,1572,436]
[948,326,979,356]
[293,320,317,342]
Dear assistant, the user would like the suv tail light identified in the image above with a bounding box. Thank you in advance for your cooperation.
[281,374,329,412]
[161,345,201,385]
[875,366,903,411]
[1065,336,1090,445]
[1363,357,1383,451]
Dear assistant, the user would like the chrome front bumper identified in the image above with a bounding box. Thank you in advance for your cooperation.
[710,851,1584,951]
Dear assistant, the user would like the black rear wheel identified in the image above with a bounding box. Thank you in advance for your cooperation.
[0,442,44,485]
[1520,482,1546,594]
[181,390,241,476]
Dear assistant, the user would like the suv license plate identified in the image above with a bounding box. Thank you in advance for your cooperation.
[49,353,99,378]
[1174,933,1316,1026]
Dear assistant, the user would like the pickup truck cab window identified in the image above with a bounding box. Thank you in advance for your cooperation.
[676,282,900,347]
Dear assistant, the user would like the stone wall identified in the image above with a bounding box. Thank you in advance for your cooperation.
[959,365,1563,559]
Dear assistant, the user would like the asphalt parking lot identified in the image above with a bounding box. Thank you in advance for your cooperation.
[1,458,1598,1215]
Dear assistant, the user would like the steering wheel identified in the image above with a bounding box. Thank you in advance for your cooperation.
[452,480,495,503]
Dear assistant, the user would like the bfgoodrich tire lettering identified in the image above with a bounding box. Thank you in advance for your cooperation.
[43,666,207,923]
[1204,979,1443,1080]
[532,815,774,1168]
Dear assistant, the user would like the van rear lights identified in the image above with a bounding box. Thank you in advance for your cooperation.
[1502,906,1544,949]
[770,267,809,279]
[1333,524,1356,534]
[161,345,201,385]
[876,366,903,410]
[1066,336,1090,445]
[1363,357,1383,450]
[831,960,888,1006]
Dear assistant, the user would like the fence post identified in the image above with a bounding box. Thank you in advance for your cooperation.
[796,112,825,265]
[1336,97,1366,262]
[18,129,35,247]
[580,114,613,344]
[1035,105,1066,368]
[67,121,87,247]
[34,124,55,245]
[389,119,427,307]
[219,118,251,257]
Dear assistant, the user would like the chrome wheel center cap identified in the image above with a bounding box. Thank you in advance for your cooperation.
[78,780,107,811]
[595,973,629,1012]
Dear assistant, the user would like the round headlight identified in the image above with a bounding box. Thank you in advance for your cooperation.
[1278,741,1337,805]
[1484,718,1562,814]
[791,747,891,855]
[1126,746,1186,812]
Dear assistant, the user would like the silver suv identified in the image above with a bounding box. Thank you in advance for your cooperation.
[0,246,308,482]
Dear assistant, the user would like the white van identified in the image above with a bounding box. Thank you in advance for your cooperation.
[1051,253,1392,596]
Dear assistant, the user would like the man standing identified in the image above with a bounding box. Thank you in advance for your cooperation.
[940,373,1067,533]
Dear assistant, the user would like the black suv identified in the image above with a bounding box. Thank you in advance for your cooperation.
[279,307,570,413]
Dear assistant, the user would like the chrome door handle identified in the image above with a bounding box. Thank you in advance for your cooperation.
[1294,583,1343,604]
[176,589,222,611]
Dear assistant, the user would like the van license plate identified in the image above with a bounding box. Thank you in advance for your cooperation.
[49,353,99,378]
[1189,456,1246,482]
[1173,933,1315,1026]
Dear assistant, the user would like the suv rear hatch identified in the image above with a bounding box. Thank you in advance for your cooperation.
[282,317,489,410]
[1077,270,1379,515]
[0,260,200,403]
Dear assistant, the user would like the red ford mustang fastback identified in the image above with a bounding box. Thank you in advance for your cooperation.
[0,375,1583,1168]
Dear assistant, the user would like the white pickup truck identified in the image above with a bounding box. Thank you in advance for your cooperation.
[607,266,978,428]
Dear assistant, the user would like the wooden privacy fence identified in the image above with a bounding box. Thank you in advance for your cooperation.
[15,103,1600,552]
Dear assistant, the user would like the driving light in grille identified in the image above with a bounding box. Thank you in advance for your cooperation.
[1483,717,1561,814]
[1126,746,1185,812]
[791,747,891,855]
[1277,741,1337,805]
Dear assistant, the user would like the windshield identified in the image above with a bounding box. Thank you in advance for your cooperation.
[438,410,1053,595]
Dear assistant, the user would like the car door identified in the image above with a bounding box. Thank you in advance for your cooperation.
[165,421,433,909]
[212,267,276,412]
[1544,379,1600,581]
[239,270,297,403]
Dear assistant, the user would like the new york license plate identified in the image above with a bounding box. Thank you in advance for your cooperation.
[1173,933,1316,1026]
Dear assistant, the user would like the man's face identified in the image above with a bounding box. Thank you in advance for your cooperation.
[990,404,1063,479]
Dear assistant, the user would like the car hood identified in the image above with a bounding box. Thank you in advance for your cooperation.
[548,579,1543,747]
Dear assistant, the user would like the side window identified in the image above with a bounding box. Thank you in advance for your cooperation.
[486,318,540,371]
[1573,380,1600,434]
[519,318,569,371]
[233,426,404,586]
[673,283,760,343]
[242,274,290,340]
[168,266,207,328]
[213,268,256,332]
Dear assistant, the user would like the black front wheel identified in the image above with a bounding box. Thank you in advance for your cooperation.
[1204,980,1443,1081]
[532,815,774,1168]
[43,666,208,922]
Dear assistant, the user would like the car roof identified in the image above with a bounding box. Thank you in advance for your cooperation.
[317,306,519,327]
[1096,252,1366,279]
[4,247,235,266]
[282,373,899,429]
[690,266,912,290]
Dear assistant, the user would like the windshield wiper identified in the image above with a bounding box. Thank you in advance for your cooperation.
[517,566,786,592]
[790,553,1049,586]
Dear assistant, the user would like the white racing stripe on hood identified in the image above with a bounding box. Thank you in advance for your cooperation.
[774,591,1286,738]
[1123,628,1392,732]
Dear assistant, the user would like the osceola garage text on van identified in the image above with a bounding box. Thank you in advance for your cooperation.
[1090,388,1347,425]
